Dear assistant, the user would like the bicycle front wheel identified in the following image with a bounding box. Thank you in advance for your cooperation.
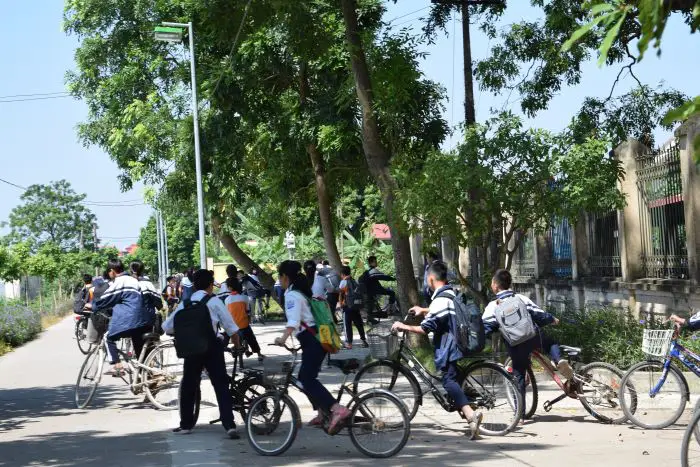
[143,342,183,410]
[462,361,522,436]
[246,392,300,456]
[576,362,629,424]
[682,405,700,467]
[75,345,105,409]
[620,359,688,429]
[353,361,421,421]
[349,389,410,458]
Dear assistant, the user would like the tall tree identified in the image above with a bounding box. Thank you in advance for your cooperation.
[6,180,97,251]
[340,0,420,311]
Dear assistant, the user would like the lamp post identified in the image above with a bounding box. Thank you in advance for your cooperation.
[154,22,207,269]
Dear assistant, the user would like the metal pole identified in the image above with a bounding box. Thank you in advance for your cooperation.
[93,223,99,276]
[163,214,170,278]
[155,211,164,289]
[188,22,207,269]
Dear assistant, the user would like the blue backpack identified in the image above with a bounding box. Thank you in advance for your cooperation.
[436,289,485,355]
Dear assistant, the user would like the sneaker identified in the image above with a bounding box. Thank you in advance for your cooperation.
[308,414,324,427]
[172,427,192,435]
[343,343,353,350]
[226,428,240,440]
[557,360,574,380]
[328,406,351,435]
[360,340,369,348]
[257,354,265,362]
[468,411,483,440]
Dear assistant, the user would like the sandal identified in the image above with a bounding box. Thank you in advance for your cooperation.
[328,406,351,434]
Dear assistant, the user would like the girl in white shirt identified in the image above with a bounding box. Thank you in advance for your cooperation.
[274,260,351,434]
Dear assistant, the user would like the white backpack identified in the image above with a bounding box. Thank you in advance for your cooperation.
[493,295,537,346]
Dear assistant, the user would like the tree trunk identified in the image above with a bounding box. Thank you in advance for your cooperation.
[298,62,344,273]
[211,214,275,290]
[340,0,419,311]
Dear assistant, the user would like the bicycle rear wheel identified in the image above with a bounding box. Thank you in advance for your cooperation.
[353,361,421,421]
[246,392,300,456]
[143,342,183,410]
[75,318,92,355]
[576,362,630,424]
[75,345,105,409]
[461,361,522,436]
[503,358,538,419]
[682,405,700,467]
[619,359,688,429]
[349,389,410,458]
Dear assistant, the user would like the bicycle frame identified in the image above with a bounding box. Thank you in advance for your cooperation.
[104,336,173,393]
[651,340,700,396]
[530,350,569,394]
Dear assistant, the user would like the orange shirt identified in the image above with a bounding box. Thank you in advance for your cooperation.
[225,292,249,329]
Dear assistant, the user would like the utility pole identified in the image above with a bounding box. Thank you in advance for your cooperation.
[155,211,164,289]
[93,223,99,276]
[432,0,502,290]
[162,215,170,278]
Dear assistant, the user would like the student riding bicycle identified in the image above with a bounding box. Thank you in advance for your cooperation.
[482,269,572,407]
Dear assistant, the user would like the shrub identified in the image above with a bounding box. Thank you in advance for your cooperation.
[0,302,42,347]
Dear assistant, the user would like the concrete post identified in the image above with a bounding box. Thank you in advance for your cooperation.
[571,213,589,280]
[615,139,649,282]
[409,233,424,279]
[676,117,700,283]
[534,233,549,277]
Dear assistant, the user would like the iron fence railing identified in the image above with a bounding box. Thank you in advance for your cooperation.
[546,218,572,278]
[587,211,622,278]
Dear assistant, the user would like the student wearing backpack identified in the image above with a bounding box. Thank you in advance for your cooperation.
[391,261,483,439]
[162,269,240,439]
[482,269,572,406]
[180,268,195,301]
[224,277,264,362]
[338,266,368,349]
[274,260,351,434]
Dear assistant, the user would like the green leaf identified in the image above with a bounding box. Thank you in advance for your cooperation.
[562,21,597,51]
[598,13,625,66]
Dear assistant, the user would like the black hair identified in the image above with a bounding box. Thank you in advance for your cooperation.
[341,266,352,277]
[166,275,174,282]
[225,264,237,278]
[322,260,330,266]
[427,260,448,282]
[186,268,194,281]
[303,260,316,279]
[225,276,243,293]
[83,274,92,284]
[493,269,512,290]
[108,258,124,274]
[278,260,312,298]
[367,255,377,264]
[193,269,214,291]
[102,269,111,281]
[130,260,145,277]
[427,251,440,262]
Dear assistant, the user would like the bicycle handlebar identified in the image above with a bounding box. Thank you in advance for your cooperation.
[268,342,302,353]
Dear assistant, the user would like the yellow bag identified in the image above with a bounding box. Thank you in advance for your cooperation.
[305,298,342,354]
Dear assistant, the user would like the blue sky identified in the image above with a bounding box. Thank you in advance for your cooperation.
[0,1,697,250]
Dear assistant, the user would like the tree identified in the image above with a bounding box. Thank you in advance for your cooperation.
[340,0,422,311]
[6,180,97,251]
[400,113,625,304]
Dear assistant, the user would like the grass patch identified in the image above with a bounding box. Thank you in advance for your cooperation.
[0,339,12,357]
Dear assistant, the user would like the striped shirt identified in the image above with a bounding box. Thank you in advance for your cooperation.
[420,286,462,370]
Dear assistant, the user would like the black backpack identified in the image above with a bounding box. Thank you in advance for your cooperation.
[345,278,364,308]
[173,295,215,358]
[436,289,485,355]
[73,286,90,315]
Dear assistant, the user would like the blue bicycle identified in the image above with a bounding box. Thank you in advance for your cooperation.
[619,325,699,429]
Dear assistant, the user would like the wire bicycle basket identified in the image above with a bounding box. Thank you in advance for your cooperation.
[367,321,399,360]
[262,358,294,386]
[642,329,674,357]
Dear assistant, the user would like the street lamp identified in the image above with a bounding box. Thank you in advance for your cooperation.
[154,21,207,269]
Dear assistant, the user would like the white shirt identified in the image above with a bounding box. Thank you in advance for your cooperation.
[284,287,315,334]
[311,274,334,299]
[218,282,229,294]
[162,290,239,336]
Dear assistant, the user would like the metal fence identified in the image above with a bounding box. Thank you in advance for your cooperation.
[546,218,572,278]
[587,211,622,278]
[636,143,688,279]
[511,230,536,279]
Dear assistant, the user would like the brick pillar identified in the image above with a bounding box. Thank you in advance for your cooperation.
[615,139,649,282]
[676,117,700,283]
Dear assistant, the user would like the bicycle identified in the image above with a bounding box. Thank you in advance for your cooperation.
[619,324,696,429]
[680,398,700,466]
[189,344,274,426]
[503,345,632,423]
[250,295,268,325]
[353,319,523,436]
[246,342,410,458]
[74,313,92,355]
[75,327,183,411]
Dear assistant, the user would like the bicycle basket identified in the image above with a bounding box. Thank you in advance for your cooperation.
[642,329,674,357]
[91,310,111,337]
[262,359,294,386]
[367,321,399,359]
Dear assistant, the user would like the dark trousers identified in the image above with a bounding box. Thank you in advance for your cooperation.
[443,361,470,409]
[509,329,562,402]
[343,305,366,344]
[179,342,234,430]
[106,325,152,364]
[327,293,339,324]
[238,326,261,354]
[297,330,336,412]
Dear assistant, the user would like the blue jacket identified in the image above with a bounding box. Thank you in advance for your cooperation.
[94,273,153,337]
[420,286,463,370]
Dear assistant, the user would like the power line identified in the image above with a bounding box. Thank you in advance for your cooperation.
[0,94,72,103]
[0,177,27,190]
[0,91,69,99]
[386,6,431,24]
[0,177,147,207]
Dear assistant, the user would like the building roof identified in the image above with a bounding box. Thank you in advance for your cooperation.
[371,223,391,240]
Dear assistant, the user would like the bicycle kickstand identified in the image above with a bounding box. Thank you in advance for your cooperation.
[543,393,569,412]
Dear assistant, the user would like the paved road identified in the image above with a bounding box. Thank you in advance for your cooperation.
[0,315,694,466]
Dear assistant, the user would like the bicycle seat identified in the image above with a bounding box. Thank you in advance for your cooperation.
[142,332,161,342]
[560,345,581,356]
[328,358,360,375]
